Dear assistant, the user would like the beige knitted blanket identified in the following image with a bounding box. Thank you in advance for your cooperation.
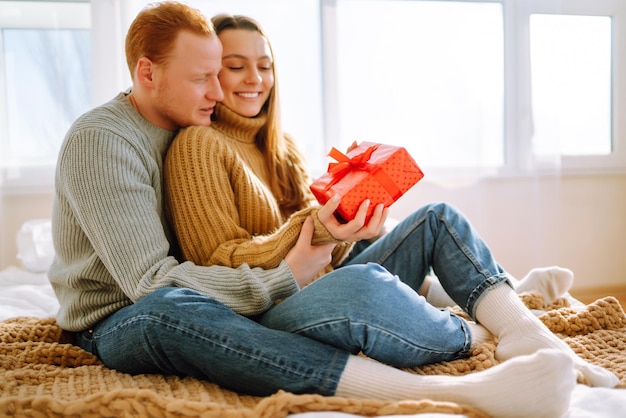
[1,294,625,418]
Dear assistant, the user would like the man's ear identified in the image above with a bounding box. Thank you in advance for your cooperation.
[135,57,155,89]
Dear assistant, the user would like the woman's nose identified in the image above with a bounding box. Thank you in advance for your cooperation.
[245,69,262,84]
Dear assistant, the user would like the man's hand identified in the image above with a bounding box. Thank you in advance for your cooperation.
[285,216,336,288]
[317,194,388,242]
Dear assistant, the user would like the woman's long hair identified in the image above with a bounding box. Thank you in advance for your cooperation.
[212,14,311,217]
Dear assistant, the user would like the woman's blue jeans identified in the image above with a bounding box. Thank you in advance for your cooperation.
[77,202,509,397]
[340,201,509,319]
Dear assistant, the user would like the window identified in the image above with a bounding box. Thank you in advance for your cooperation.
[4,28,91,164]
[0,0,326,192]
[325,0,625,176]
[530,14,612,157]
[1,0,624,195]
[0,1,90,192]
[327,0,505,172]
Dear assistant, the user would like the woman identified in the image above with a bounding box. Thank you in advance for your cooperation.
[163,12,617,401]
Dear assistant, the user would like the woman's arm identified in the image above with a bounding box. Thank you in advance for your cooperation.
[164,126,351,270]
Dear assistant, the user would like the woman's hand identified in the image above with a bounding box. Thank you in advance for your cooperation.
[285,216,336,288]
[317,194,389,242]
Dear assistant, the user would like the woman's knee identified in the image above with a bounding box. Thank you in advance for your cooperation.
[423,201,458,219]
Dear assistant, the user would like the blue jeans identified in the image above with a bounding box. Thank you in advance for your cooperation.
[341,201,509,319]
[77,202,509,396]
[76,286,347,396]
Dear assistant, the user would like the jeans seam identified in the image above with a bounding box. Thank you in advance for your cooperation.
[294,318,464,358]
[437,209,510,319]
[368,213,425,268]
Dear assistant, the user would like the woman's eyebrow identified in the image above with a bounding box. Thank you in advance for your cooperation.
[223,53,271,61]
[223,53,247,59]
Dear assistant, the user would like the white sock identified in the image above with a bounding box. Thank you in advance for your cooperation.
[424,275,457,307]
[475,283,619,387]
[336,349,575,418]
[466,320,493,348]
[424,266,574,308]
[514,266,574,303]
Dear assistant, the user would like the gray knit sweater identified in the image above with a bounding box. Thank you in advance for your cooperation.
[48,92,298,332]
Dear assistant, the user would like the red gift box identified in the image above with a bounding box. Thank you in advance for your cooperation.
[310,142,424,222]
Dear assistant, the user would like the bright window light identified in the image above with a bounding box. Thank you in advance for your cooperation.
[3,28,91,165]
[334,0,504,169]
[0,0,91,188]
[530,14,612,157]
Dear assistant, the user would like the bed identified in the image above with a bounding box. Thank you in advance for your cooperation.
[1,222,625,417]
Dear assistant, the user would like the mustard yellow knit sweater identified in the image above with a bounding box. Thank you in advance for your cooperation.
[164,104,353,277]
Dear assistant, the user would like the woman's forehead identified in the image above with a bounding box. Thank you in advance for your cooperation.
[219,29,272,60]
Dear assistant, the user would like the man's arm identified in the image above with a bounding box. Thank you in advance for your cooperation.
[55,127,298,316]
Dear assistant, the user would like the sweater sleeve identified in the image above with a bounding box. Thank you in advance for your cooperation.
[50,124,298,330]
[283,135,354,266]
[207,206,354,270]
[164,127,354,271]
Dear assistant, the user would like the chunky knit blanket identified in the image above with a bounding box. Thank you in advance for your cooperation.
[1,294,625,418]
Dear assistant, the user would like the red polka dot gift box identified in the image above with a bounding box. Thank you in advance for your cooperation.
[310,142,424,223]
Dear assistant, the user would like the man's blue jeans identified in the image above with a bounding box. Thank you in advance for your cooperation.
[76,202,509,397]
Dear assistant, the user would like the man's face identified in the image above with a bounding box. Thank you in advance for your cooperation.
[151,31,224,130]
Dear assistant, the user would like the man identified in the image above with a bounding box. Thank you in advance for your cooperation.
[48,2,578,417]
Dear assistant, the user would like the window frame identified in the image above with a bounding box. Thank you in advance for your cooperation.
[502,0,626,175]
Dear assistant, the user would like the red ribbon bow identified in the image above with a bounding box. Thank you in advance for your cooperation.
[327,144,379,179]
[323,144,402,201]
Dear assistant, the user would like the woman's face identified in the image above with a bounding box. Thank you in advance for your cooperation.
[217,28,274,117]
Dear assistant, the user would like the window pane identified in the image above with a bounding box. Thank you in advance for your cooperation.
[334,0,504,169]
[2,28,91,166]
[530,14,612,157]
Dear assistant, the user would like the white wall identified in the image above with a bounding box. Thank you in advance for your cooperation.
[1,174,625,294]
[389,173,626,292]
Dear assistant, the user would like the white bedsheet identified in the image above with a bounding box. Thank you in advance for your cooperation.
[288,385,626,417]
[0,266,59,322]
[1,266,624,417]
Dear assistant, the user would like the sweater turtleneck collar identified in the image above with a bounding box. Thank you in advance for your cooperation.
[212,103,267,144]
